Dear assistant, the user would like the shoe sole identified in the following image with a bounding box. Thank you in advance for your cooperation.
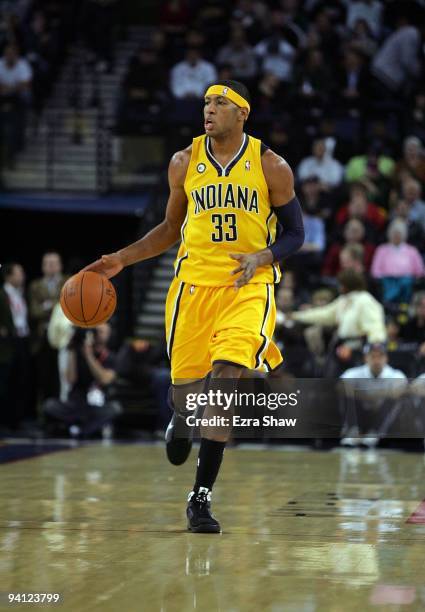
[187,523,221,534]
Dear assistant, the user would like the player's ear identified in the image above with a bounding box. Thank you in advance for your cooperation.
[239,108,249,123]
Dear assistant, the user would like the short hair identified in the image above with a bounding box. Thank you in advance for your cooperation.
[337,269,367,292]
[1,262,19,281]
[387,218,408,242]
[207,80,251,105]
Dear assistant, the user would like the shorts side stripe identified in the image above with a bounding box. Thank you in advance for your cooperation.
[167,282,185,359]
[254,284,272,369]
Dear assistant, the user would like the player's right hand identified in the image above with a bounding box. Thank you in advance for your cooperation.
[83,252,124,279]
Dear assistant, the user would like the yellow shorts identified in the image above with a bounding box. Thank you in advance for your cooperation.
[165,277,283,381]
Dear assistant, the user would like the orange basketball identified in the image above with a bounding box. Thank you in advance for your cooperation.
[60,270,117,328]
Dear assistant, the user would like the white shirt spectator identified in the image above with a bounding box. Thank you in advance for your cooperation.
[341,363,406,381]
[346,1,383,36]
[292,290,386,343]
[170,58,217,99]
[297,154,344,188]
[3,282,29,337]
[254,39,295,82]
[0,57,32,88]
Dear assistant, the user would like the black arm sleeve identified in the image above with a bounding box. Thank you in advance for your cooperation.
[269,197,305,262]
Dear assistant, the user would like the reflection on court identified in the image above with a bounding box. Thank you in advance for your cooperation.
[1,444,425,611]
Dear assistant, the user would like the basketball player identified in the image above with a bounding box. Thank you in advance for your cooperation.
[84,81,304,533]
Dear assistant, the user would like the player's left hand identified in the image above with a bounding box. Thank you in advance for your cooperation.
[230,253,260,289]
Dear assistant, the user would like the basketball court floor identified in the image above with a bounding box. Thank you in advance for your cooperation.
[1,442,425,611]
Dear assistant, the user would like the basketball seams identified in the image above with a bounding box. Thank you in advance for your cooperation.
[62,285,85,323]
[85,273,105,324]
[80,272,87,324]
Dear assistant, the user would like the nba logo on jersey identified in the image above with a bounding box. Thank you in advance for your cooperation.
[222,87,228,95]
[245,160,250,170]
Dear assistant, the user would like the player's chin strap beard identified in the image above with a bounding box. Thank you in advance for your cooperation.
[205,84,250,113]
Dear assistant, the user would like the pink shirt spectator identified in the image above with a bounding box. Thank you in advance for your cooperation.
[371,243,425,278]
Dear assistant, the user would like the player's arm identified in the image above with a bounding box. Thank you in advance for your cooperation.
[230,150,304,288]
[84,149,190,278]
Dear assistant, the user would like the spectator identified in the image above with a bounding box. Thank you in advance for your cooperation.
[393,136,425,188]
[0,43,32,164]
[348,17,378,58]
[216,27,257,80]
[253,71,285,119]
[401,292,425,359]
[335,47,369,114]
[254,32,296,83]
[371,14,422,99]
[292,47,331,101]
[335,182,386,237]
[170,47,217,100]
[117,43,167,130]
[0,262,33,430]
[290,187,325,282]
[339,342,407,448]
[43,324,122,438]
[345,142,395,183]
[399,178,425,234]
[346,1,383,38]
[339,243,365,275]
[371,219,424,303]
[322,218,375,277]
[291,269,387,374]
[297,138,344,189]
[29,252,66,401]
[404,89,425,144]
[390,198,425,251]
[116,338,171,434]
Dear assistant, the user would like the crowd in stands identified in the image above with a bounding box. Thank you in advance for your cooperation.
[0,252,171,439]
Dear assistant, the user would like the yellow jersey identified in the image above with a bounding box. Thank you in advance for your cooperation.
[174,133,281,287]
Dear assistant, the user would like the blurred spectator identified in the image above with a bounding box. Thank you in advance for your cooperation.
[297,138,344,189]
[371,219,424,303]
[371,13,422,99]
[322,218,375,277]
[399,178,425,233]
[335,47,369,114]
[82,0,118,73]
[339,243,365,275]
[339,342,407,448]
[0,43,32,165]
[29,252,66,401]
[170,46,217,99]
[346,1,383,38]
[216,27,257,80]
[390,198,425,251]
[401,291,425,354]
[231,0,268,43]
[0,262,33,430]
[160,0,190,36]
[291,269,386,375]
[47,302,73,402]
[393,136,425,188]
[345,142,395,183]
[43,324,122,438]
[405,89,425,144]
[253,71,285,119]
[291,48,331,113]
[335,182,386,237]
[290,189,325,282]
[115,338,171,433]
[254,32,296,82]
[348,18,378,58]
[117,43,167,130]
[306,6,342,62]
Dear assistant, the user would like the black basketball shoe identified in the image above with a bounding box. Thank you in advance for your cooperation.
[165,412,193,465]
[187,487,221,533]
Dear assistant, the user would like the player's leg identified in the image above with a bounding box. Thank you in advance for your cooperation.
[186,363,244,533]
[186,283,284,533]
[164,279,215,465]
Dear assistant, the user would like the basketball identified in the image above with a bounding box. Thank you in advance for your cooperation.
[60,270,116,328]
